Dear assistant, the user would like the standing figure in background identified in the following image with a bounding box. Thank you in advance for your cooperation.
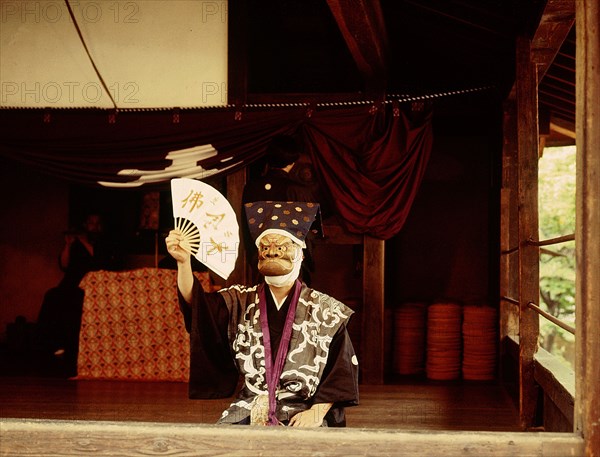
[36,213,121,377]
[243,135,320,284]
[165,201,359,427]
[242,135,316,204]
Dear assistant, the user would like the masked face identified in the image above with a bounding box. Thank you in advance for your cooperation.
[257,233,302,276]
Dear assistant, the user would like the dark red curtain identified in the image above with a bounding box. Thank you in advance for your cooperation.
[301,104,433,239]
[0,103,432,239]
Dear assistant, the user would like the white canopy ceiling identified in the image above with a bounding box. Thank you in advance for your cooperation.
[0,0,228,108]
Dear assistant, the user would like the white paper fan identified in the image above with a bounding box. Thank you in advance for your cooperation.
[170,178,239,280]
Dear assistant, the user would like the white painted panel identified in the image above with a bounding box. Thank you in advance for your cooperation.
[0,0,228,108]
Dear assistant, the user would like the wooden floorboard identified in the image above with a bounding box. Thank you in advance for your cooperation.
[348,382,520,431]
[0,376,519,431]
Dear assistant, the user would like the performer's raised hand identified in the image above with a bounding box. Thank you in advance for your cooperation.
[165,229,191,264]
[165,229,193,302]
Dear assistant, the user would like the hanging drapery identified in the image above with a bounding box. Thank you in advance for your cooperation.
[0,103,433,239]
[0,108,302,185]
[301,104,433,239]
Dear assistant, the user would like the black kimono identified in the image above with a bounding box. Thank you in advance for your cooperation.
[179,278,359,426]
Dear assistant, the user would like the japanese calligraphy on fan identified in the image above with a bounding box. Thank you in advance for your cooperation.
[171,178,239,279]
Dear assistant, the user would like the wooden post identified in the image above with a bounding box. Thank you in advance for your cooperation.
[361,234,385,384]
[515,34,540,430]
[575,1,600,455]
[500,104,512,307]
[499,187,511,339]
[500,101,520,344]
[226,168,248,286]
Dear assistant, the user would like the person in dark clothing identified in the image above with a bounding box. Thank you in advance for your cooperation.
[242,135,317,204]
[36,213,121,377]
[243,135,319,284]
[165,201,359,427]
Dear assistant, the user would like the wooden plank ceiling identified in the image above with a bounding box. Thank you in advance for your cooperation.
[243,0,575,136]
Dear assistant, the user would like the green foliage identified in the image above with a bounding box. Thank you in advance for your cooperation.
[538,146,576,369]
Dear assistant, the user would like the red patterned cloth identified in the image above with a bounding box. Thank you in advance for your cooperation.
[76,268,212,382]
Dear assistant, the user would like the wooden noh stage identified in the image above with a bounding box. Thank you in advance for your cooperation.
[0,376,583,457]
[0,1,598,455]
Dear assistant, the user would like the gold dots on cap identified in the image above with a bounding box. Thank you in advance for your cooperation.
[279,222,287,228]
[248,218,256,225]
[283,210,291,215]
[257,208,264,213]
[307,203,314,208]
[303,216,310,222]
[271,215,278,220]
[275,203,282,208]
[295,206,303,212]
[264,183,272,190]
[292,219,299,225]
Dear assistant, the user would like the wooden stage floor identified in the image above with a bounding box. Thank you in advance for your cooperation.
[0,376,520,432]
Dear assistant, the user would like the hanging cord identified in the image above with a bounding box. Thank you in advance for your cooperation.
[0,78,494,111]
[64,0,118,110]
[240,85,495,110]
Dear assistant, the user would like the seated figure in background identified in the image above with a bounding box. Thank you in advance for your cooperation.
[36,212,121,377]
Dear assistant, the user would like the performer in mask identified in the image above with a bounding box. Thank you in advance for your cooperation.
[165,201,359,427]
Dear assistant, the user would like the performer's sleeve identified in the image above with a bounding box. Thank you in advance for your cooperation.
[312,324,360,407]
[178,277,239,399]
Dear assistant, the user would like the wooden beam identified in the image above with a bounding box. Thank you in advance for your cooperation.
[509,1,574,98]
[574,1,600,455]
[531,0,576,82]
[361,235,385,384]
[549,118,576,139]
[515,34,540,430]
[0,418,585,457]
[326,0,389,95]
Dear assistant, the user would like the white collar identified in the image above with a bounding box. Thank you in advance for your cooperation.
[269,288,288,311]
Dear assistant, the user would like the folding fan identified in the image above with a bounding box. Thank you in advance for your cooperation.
[170,178,239,280]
